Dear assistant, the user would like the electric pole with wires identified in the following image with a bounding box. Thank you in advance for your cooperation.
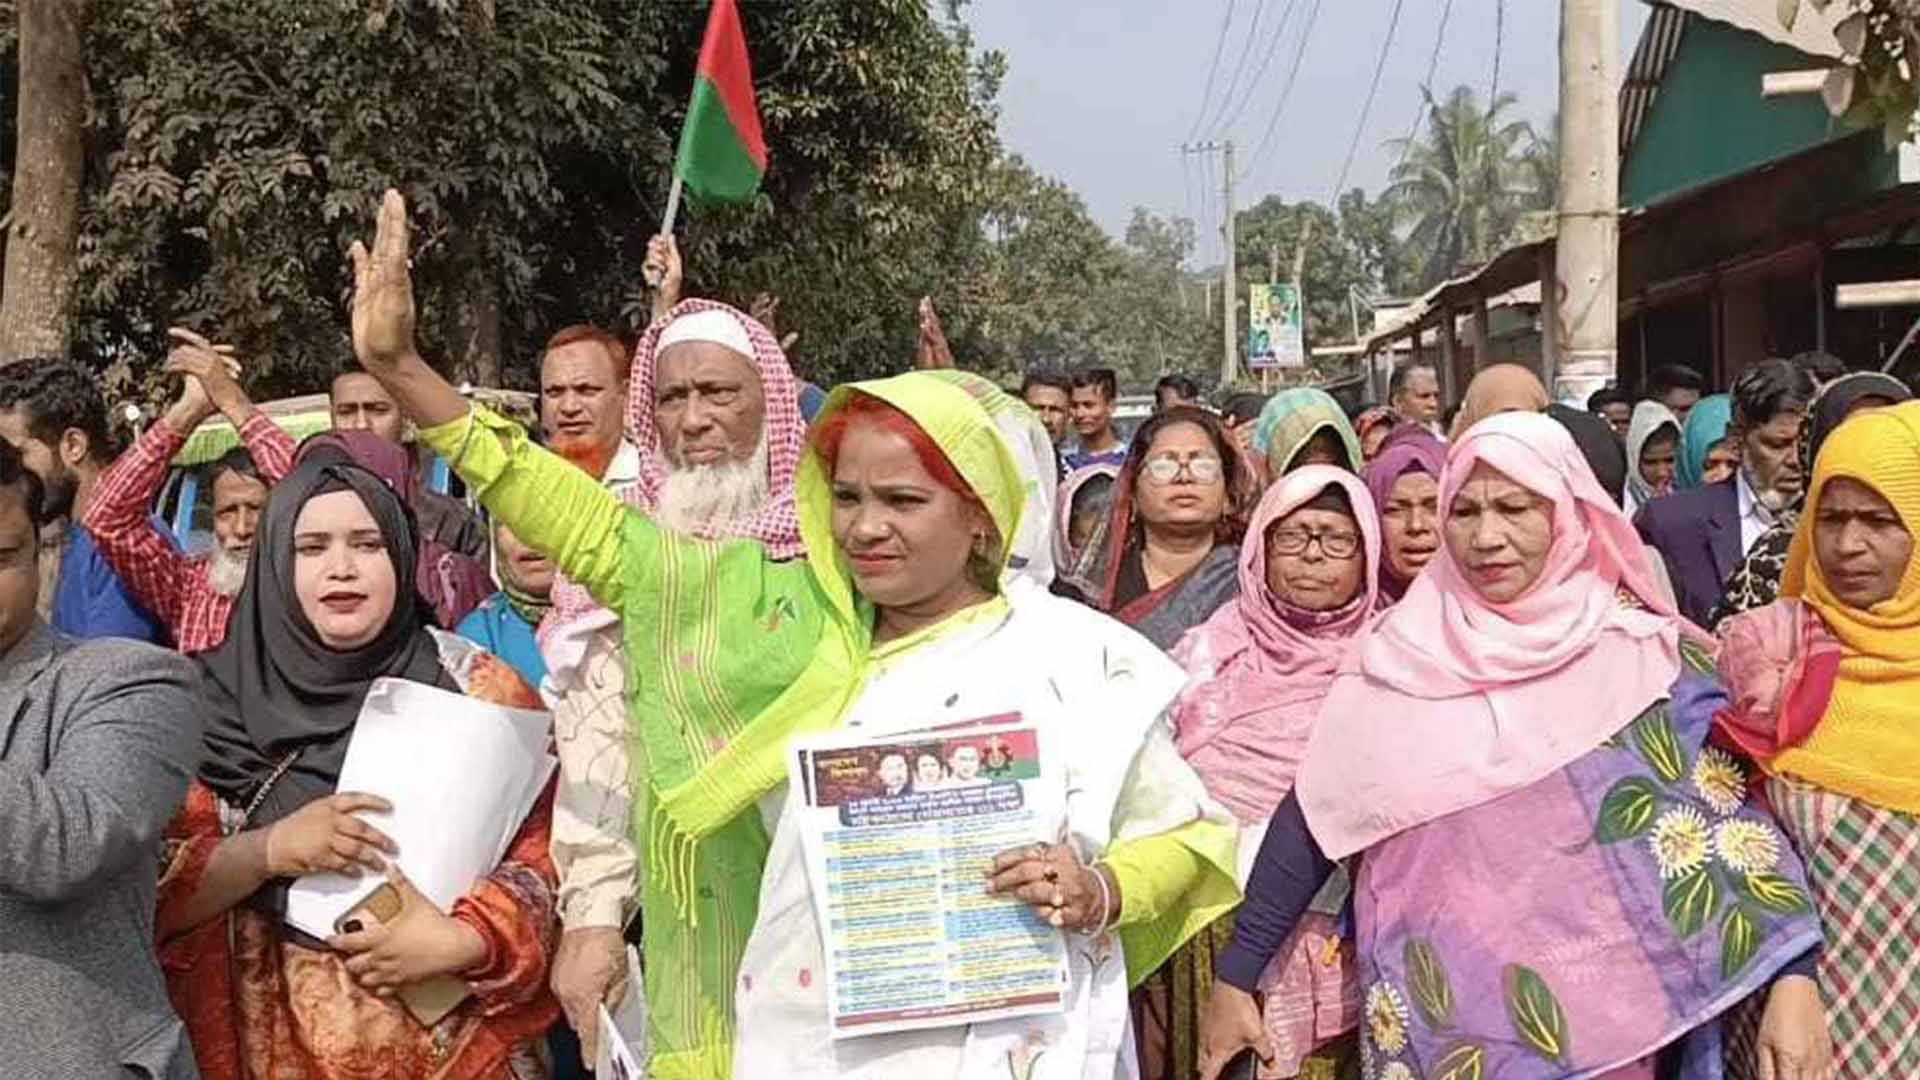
[1182,139,1238,387]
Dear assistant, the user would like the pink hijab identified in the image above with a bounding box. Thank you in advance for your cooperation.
[1170,465,1381,825]
[1296,411,1685,858]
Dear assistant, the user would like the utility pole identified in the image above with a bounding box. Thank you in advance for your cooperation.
[1552,0,1619,402]
[1181,139,1237,386]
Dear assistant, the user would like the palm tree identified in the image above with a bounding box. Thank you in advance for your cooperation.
[1383,85,1548,290]
[1520,112,1559,212]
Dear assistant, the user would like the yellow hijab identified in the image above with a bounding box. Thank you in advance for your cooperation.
[1775,399,1920,811]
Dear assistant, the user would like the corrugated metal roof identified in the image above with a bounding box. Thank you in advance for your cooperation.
[1621,6,1691,155]
[1620,1,1845,160]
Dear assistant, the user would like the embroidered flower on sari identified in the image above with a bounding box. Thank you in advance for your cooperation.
[1690,747,1747,816]
[1364,983,1411,1055]
[1649,807,1711,879]
[1378,1063,1414,1080]
[1712,819,1782,874]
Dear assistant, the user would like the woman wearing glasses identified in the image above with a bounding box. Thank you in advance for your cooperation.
[1058,407,1251,650]
[1198,413,1829,1080]
[1135,465,1381,1079]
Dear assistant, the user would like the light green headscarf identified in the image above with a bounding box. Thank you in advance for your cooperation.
[634,374,1028,1077]
[1251,387,1363,475]
[736,371,1234,980]
[921,370,1059,589]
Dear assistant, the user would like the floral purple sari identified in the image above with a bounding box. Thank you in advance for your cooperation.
[1354,655,1820,1079]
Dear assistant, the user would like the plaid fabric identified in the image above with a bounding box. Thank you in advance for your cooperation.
[1769,777,1920,1078]
[80,413,295,653]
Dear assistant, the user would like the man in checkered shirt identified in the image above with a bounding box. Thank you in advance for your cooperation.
[80,330,295,654]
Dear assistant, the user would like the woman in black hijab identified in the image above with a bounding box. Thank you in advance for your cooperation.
[154,445,561,1080]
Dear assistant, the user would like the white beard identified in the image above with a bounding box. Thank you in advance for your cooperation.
[206,543,249,598]
[655,438,772,536]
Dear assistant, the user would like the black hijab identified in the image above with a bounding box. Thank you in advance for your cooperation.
[1547,403,1628,504]
[198,445,454,831]
[1806,372,1912,479]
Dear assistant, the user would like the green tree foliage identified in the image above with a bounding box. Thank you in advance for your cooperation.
[1234,189,1409,347]
[0,0,1003,398]
[1383,84,1553,291]
[939,155,1216,392]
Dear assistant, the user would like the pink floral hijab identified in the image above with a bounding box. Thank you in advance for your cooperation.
[1169,465,1381,825]
[1296,411,1688,857]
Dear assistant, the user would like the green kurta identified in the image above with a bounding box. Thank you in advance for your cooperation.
[421,408,821,1079]
[426,392,1237,1076]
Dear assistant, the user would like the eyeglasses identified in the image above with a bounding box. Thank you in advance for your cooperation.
[1269,526,1361,559]
[1141,455,1223,486]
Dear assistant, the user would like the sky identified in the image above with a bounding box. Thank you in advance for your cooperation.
[963,0,1653,266]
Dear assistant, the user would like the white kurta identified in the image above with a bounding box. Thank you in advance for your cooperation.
[732,588,1225,1079]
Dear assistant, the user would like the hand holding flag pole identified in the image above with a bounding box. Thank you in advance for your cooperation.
[645,0,767,290]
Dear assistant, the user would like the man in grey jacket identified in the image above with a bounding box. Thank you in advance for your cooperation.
[0,436,202,1079]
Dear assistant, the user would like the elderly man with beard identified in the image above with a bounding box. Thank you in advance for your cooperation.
[348,191,817,1078]
[82,330,295,653]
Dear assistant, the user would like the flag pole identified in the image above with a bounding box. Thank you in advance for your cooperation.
[660,173,683,236]
[645,174,684,289]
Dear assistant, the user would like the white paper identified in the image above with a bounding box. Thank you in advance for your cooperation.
[789,720,1070,1040]
[595,946,648,1079]
[285,677,555,939]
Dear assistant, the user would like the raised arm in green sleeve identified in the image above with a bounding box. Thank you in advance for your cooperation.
[419,406,634,612]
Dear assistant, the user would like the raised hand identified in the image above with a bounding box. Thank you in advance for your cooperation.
[349,189,420,371]
[164,327,244,419]
[749,292,781,335]
[645,233,683,320]
[915,296,955,370]
[159,328,241,433]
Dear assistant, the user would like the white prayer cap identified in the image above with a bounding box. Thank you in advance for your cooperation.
[656,309,753,360]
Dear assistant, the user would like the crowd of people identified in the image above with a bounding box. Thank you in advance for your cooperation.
[1,187,1915,1080]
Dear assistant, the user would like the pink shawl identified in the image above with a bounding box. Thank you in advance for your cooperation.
[1297,411,1686,858]
[1169,465,1381,825]
[537,299,807,664]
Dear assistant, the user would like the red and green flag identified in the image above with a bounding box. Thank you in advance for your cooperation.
[674,0,767,205]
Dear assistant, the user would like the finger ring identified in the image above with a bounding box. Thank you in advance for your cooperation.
[1043,868,1059,884]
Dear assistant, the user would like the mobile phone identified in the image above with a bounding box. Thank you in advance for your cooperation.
[1220,1048,1259,1080]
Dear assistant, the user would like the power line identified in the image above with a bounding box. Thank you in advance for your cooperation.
[1187,0,1239,142]
[1391,0,1454,177]
[1489,0,1505,108]
[1181,153,1197,232]
[1200,0,1268,136]
[1212,0,1301,135]
[1328,0,1407,204]
[1246,0,1323,174]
